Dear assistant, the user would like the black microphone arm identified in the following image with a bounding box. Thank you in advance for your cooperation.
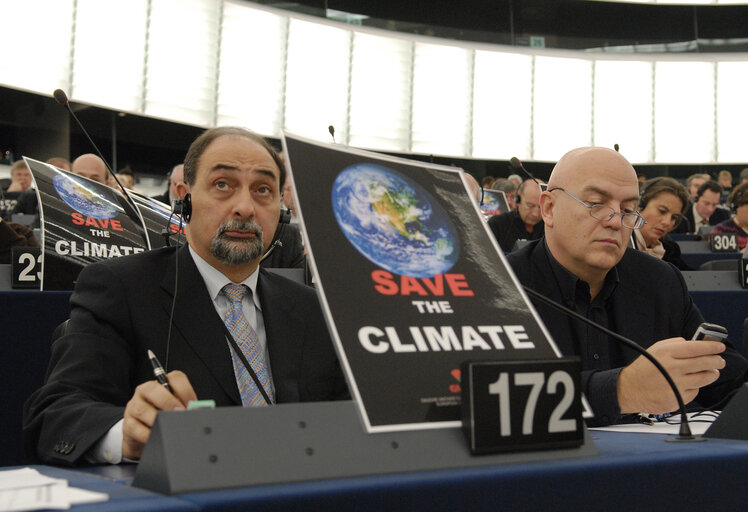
[522,285,698,440]
[53,89,135,205]
[510,156,541,186]
[53,89,146,235]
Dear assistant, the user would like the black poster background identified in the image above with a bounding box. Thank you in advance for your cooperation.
[283,135,560,432]
[26,158,154,290]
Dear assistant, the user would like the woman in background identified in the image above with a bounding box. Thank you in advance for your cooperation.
[633,177,691,270]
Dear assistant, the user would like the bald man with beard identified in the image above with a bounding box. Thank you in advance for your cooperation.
[506,147,747,426]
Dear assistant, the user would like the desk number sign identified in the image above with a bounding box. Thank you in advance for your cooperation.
[11,246,42,289]
[709,233,738,252]
[461,358,583,454]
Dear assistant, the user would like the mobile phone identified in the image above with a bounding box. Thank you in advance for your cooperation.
[691,323,728,342]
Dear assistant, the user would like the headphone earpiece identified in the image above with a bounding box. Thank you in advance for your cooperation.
[279,207,292,224]
[515,194,521,205]
[180,193,192,223]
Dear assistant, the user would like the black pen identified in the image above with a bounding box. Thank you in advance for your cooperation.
[147,349,173,393]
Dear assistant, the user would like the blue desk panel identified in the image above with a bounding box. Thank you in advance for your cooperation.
[677,240,741,269]
[0,291,72,467]
[177,431,748,512]
[690,290,747,354]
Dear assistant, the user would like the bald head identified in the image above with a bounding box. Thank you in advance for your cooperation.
[541,147,640,297]
[547,147,637,191]
[72,154,108,184]
[464,173,481,203]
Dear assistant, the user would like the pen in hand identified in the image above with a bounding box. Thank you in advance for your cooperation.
[147,349,173,393]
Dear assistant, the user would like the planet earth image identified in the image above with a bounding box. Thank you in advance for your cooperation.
[53,173,118,219]
[331,163,459,278]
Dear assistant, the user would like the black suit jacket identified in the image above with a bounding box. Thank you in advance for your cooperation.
[23,244,347,465]
[507,239,748,425]
[673,202,730,234]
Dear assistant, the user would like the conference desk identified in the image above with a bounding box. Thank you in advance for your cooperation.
[21,430,748,511]
[676,240,741,269]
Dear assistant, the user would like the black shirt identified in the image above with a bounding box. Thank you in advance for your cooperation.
[487,209,543,253]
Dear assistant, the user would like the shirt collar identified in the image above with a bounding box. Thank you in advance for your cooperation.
[542,238,619,305]
[188,245,261,311]
[692,202,706,227]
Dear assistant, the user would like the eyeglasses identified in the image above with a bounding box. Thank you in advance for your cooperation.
[548,187,646,229]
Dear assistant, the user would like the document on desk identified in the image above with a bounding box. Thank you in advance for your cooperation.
[590,412,717,435]
[0,467,108,511]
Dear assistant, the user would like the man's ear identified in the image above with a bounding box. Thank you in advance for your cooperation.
[540,192,554,227]
[176,181,190,199]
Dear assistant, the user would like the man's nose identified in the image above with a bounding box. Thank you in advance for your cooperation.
[233,189,256,217]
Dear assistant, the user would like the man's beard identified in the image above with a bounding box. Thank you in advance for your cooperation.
[210,219,264,265]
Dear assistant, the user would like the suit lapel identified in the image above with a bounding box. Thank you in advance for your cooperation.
[257,270,303,402]
[159,244,241,405]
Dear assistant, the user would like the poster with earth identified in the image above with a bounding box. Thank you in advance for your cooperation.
[283,133,562,433]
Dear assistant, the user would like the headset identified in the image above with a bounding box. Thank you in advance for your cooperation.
[728,183,748,213]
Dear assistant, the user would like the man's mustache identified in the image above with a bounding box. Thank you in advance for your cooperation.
[216,219,263,239]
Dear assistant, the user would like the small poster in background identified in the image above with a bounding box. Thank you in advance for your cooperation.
[25,158,183,290]
[479,188,510,217]
[283,134,563,433]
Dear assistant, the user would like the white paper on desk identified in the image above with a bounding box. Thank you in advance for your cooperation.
[0,467,108,511]
[590,412,717,435]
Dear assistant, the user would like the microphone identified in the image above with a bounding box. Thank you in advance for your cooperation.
[510,156,541,186]
[614,143,620,152]
[521,286,699,441]
[328,125,336,143]
[53,89,145,231]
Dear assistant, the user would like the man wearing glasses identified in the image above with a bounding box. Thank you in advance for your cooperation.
[507,147,747,426]
[487,179,544,253]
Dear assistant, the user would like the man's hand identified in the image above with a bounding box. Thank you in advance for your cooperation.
[122,370,197,460]
[617,337,726,414]
[6,180,23,192]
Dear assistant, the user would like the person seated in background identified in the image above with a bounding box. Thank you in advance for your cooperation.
[463,173,482,204]
[152,164,184,207]
[115,167,135,189]
[71,154,108,184]
[487,179,543,253]
[281,175,300,225]
[1,161,32,217]
[480,176,494,189]
[507,174,522,188]
[632,177,691,270]
[685,173,709,200]
[507,147,747,426]
[672,181,730,234]
[46,157,71,172]
[23,126,347,466]
[489,178,518,210]
[5,161,32,192]
[711,182,748,251]
[717,170,733,203]
[637,174,647,190]
[740,167,748,186]
[0,216,38,264]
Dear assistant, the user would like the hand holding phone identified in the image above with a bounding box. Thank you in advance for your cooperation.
[692,322,728,342]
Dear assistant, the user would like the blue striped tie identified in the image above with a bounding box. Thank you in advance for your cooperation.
[221,283,273,406]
